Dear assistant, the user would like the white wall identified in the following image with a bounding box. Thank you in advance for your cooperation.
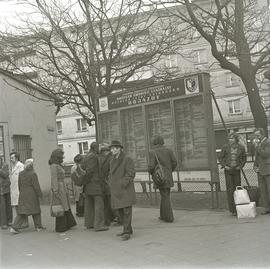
[0,73,57,192]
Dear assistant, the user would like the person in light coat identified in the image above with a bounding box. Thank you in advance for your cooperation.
[10,152,28,228]
[10,152,24,210]
[49,148,77,233]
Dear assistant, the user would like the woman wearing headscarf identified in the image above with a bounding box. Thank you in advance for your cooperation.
[148,136,177,223]
[49,149,76,232]
[10,159,45,234]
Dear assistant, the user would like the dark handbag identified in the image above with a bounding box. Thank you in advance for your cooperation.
[50,190,65,217]
[152,151,166,187]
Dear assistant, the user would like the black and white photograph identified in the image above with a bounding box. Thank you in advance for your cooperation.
[0,0,270,268]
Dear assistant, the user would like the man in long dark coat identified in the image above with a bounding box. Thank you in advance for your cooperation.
[149,136,177,223]
[98,143,114,226]
[109,140,136,241]
[253,128,270,214]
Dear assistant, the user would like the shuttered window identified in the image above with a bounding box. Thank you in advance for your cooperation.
[12,135,32,163]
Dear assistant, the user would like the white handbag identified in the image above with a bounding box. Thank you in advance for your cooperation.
[234,186,250,205]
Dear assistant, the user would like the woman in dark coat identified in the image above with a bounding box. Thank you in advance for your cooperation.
[49,149,76,233]
[149,136,177,223]
[10,159,45,234]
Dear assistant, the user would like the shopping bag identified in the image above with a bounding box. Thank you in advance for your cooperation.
[236,202,256,218]
[233,186,250,205]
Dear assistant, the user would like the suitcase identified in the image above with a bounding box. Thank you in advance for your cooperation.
[236,202,256,219]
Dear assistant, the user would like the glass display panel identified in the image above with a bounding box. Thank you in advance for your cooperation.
[146,102,175,154]
[120,107,147,170]
[98,112,120,143]
[174,95,208,169]
[0,126,4,162]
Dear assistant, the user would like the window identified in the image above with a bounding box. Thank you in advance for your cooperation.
[12,135,32,163]
[58,144,63,150]
[78,142,88,155]
[226,73,239,87]
[228,99,241,114]
[181,49,207,65]
[0,126,5,162]
[163,55,178,68]
[76,118,87,132]
[56,121,62,134]
[193,49,207,64]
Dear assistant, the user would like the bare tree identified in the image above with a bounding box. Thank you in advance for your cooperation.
[156,0,270,135]
[0,0,180,125]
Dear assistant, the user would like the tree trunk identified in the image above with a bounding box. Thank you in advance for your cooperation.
[242,76,268,137]
[234,0,268,137]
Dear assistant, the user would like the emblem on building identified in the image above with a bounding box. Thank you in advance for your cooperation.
[184,76,199,95]
[99,97,109,111]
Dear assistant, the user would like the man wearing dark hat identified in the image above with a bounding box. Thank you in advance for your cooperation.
[109,140,136,241]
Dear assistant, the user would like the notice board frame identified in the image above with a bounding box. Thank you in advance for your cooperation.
[96,72,219,185]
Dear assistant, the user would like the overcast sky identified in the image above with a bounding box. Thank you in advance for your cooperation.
[0,0,35,28]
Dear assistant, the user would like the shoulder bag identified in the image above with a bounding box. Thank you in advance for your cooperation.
[152,151,166,187]
[50,189,65,217]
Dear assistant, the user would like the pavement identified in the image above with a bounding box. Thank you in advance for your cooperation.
[1,205,270,269]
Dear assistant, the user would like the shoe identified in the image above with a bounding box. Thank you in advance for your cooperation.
[95,227,109,232]
[8,223,13,227]
[111,222,121,227]
[121,234,131,241]
[10,227,19,234]
[116,232,125,237]
[86,226,94,229]
[1,225,8,230]
[36,227,46,232]
[261,210,270,215]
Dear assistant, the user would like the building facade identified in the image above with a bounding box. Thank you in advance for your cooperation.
[56,106,96,164]
[0,69,58,192]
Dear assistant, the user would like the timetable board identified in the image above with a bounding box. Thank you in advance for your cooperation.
[96,73,218,182]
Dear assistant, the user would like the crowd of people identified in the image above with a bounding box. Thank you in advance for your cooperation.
[0,129,270,240]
